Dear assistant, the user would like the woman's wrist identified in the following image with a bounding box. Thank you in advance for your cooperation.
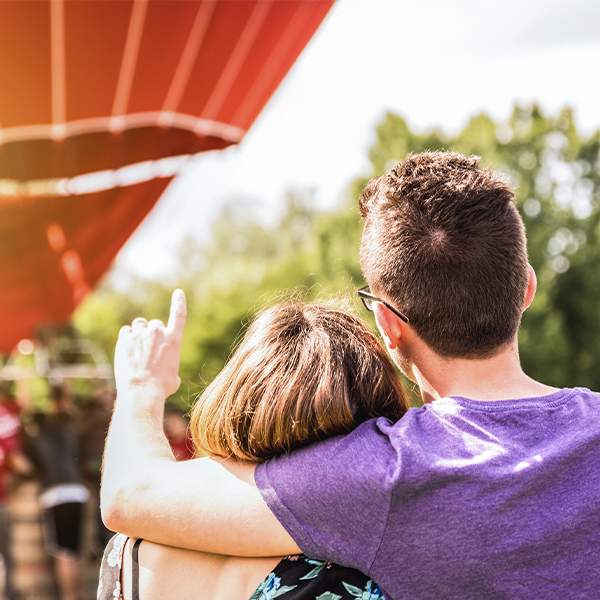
[116,379,167,412]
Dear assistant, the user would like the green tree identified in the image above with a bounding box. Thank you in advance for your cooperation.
[75,190,333,406]
[75,103,600,403]
[357,105,600,389]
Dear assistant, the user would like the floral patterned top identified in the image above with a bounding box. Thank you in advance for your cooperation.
[98,533,386,600]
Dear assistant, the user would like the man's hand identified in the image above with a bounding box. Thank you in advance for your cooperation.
[114,289,187,398]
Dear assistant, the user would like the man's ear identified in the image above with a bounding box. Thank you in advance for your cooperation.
[524,264,537,310]
[373,302,403,350]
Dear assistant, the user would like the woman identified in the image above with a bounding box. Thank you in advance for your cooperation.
[99,300,408,600]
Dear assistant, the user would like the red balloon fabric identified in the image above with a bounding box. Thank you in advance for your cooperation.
[0,0,333,179]
[0,179,171,352]
[0,0,334,353]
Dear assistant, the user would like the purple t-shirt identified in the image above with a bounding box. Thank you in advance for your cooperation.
[255,388,600,600]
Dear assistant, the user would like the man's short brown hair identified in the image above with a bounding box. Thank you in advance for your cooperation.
[359,151,529,359]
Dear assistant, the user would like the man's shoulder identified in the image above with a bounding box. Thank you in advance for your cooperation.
[422,387,599,414]
[256,417,400,485]
[258,387,600,480]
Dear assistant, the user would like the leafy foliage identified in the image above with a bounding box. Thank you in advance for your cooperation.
[74,188,367,407]
[74,103,600,406]
[360,105,600,389]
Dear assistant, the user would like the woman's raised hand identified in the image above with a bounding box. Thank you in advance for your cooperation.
[115,289,187,398]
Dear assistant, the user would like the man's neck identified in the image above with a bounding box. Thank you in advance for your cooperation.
[409,342,559,405]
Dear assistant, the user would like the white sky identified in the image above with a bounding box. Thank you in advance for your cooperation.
[113,0,600,284]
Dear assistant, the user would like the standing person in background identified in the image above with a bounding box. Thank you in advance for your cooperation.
[163,407,194,461]
[79,388,115,556]
[0,386,32,600]
[27,386,88,600]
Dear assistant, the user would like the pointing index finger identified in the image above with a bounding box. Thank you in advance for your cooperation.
[167,289,187,337]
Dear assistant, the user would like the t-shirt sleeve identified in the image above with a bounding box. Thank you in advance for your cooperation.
[255,418,396,575]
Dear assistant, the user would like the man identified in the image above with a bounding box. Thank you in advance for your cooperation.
[27,387,89,600]
[102,152,600,599]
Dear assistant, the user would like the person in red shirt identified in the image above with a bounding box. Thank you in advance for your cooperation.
[0,387,32,600]
[163,407,194,461]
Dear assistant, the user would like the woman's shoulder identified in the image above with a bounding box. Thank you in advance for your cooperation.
[121,539,280,600]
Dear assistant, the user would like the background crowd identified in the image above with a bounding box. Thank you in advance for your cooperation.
[0,380,192,600]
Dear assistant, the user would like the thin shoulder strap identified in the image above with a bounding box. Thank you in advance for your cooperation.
[132,539,143,600]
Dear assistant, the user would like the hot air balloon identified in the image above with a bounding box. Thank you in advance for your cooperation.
[0,0,334,359]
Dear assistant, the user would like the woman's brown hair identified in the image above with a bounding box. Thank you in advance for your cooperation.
[190,301,408,462]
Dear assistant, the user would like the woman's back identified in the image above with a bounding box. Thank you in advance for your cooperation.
[100,535,385,600]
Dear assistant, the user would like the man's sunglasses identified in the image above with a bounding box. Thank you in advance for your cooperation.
[357,285,409,323]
